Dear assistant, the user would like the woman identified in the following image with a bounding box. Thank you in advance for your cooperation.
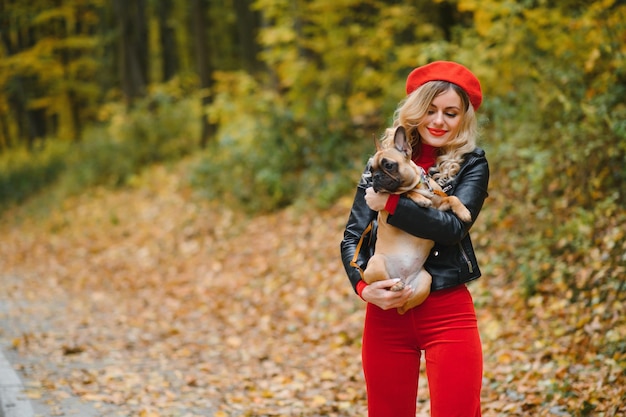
[340,61,489,417]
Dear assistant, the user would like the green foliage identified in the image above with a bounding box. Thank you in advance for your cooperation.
[0,141,69,209]
[191,71,362,212]
[0,85,199,211]
[58,88,199,192]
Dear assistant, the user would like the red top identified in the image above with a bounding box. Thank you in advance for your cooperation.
[357,143,438,298]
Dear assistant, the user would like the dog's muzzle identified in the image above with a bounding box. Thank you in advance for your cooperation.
[372,170,402,193]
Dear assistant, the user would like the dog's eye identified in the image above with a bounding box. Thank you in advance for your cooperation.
[383,160,396,171]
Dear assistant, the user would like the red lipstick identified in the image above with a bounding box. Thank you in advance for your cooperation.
[427,128,447,137]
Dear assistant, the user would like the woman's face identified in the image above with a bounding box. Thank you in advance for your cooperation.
[417,88,464,148]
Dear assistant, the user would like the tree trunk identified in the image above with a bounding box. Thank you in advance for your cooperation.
[158,0,178,81]
[58,13,81,142]
[191,0,216,148]
[232,0,262,73]
[113,0,148,106]
[0,8,45,148]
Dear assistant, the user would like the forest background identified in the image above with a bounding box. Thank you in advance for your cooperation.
[0,0,625,416]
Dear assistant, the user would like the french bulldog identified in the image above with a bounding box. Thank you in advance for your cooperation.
[364,126,472,314]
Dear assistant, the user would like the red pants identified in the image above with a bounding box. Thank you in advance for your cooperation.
[362,285,483,417]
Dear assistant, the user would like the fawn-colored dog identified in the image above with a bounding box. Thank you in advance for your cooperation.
[364,126,472,314]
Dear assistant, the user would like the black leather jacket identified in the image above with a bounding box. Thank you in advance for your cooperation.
[340,148,489,294]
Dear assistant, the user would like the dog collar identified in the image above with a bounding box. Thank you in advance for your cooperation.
[419,167,434,192]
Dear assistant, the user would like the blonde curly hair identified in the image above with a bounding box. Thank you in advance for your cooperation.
[381,81,478,185]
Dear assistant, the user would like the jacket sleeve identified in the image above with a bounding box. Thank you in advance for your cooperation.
[340,164,378,293]
[387,154,489,245]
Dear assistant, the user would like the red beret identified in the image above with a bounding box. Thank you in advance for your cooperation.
[405,61,482,110]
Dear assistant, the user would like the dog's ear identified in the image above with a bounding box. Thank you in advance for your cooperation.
[393,126,412,158]
[373,133,383,152]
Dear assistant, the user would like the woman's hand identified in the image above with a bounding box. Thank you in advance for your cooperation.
[361,279,413,310]
[364,187,389,211]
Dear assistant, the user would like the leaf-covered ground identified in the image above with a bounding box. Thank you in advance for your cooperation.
[0,164,624,416]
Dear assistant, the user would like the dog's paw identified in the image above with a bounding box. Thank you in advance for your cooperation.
[413,194,433,208]
[389,281,406,291]
[456,206,472,222]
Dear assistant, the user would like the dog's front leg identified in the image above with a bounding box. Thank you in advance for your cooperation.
[436,196,472,222]
[406,190,434,207]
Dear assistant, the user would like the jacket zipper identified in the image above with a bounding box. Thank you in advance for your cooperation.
[459,243,473,274]
[455,153,478,275]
